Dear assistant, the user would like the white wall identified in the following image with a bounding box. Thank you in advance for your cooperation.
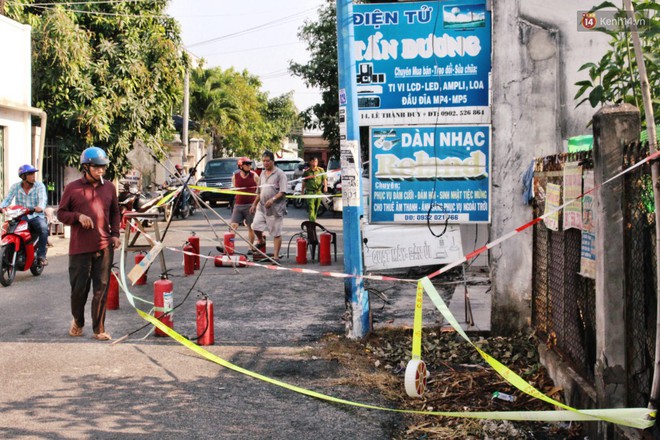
[489,0,610,333]
[0,15,31,107]
[0,15,33,193]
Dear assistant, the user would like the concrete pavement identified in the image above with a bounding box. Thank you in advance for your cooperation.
[0,205,490,439]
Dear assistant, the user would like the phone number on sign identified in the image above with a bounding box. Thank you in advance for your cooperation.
[395,214,466,222]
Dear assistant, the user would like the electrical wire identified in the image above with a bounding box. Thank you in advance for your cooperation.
[17,0,153,6]
[203,41,302,57]
[187,7,317,48]
[23,3,168,18]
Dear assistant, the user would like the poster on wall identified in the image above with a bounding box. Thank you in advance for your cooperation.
[543,183,561,231]
[563,162,583,230]
[580,170,596,279]
[353,0,492,125]
[369,125,490,224]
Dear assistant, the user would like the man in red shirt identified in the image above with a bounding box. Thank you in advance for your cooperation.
[57,147,121,341]
[230,157,259,250]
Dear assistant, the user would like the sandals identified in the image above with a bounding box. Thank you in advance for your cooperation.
[93,332,112,341]
[69,319,83,337]
[69,319,111,340]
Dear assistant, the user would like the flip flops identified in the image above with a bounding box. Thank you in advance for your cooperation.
[69,319,83,337]
[93,332,112,341]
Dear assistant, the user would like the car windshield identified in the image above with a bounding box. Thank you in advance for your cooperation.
[205,161,236,176]
[276,161,301,172]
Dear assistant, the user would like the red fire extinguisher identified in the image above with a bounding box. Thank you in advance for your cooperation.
[214,254,248,267]
[154,278,174,336]
[319,232,332,266]
[135,252,147,285]
[196,296,214,346]
[188,232,200,270]
[106,270,120,310]
[296,237,308,265]
[183,242,195,276]
[223,231,235,255]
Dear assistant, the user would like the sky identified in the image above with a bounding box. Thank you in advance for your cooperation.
[166,0,326,113]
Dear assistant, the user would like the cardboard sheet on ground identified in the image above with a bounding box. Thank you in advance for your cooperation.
[127,242,164,285]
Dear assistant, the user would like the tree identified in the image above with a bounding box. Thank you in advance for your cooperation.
[265,93,302,154]
[574,1,659,127]
[7,0,187,178]
[189,66,300,159]
[289,1,340,158]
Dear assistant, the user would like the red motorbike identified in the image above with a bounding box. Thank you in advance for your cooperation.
[0,205,45,287]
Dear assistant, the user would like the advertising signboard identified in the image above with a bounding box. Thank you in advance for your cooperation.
[363,224,463,271]
[353,1,492,125]
[369,125,490,224]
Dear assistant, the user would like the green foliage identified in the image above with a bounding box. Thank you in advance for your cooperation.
[574,1,659,127]
[189,66,300,159]
[289,1,340,158]
[7,0,187,179]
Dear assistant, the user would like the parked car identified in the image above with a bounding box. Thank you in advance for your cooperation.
[196,158,240,207]
[275,157,304,194]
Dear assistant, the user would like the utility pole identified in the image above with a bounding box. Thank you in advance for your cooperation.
[336,0,370,339]
[622,0,660,410]
[182,67,190,165]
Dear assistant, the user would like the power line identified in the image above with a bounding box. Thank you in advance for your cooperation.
[22,3,167,18]
[203,41,302,57]
[187,7,317,48]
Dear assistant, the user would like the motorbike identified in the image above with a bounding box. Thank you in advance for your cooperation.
[293,181,342,217]
[119,184,168,225]
[292,181,305,209]
[0,205,45,287]
[162,184,195,220]
[317,181,342,218]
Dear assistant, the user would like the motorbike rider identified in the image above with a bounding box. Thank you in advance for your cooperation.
[0,164,49,266]
[165,164,192,216]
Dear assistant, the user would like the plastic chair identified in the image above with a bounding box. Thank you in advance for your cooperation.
[301,221,337,262]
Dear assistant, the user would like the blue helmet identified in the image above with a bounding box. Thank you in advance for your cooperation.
[18,164,38,178]
[81,146,109,166]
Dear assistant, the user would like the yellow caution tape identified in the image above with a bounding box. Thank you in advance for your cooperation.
[156,187,181,206]
[116,247,655,429]
[189,185,255,196]
[411,280,424,360]
[419,277,654,429]
[189,185,338,200]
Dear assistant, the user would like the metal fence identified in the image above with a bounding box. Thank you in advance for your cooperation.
[532,152,596,382]
[622,140,657,407]
[532,143,658,405]
[42,143,64,206]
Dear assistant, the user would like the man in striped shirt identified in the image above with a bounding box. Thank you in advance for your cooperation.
[0,164,49,266]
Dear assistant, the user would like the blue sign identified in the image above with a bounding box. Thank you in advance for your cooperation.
[369,125,490,224]
[354,1,492,125]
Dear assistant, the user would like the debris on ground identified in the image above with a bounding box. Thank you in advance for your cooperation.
[313,329,584,440]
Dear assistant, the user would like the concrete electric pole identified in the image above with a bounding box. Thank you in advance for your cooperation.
[336,0,371,339]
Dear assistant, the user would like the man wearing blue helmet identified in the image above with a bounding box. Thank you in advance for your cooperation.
[57,146,121,341]
[0,164,49,266]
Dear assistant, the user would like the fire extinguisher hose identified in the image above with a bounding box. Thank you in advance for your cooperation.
[112,251,213,345]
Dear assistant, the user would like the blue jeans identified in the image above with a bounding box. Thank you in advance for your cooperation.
[28,216,48,259]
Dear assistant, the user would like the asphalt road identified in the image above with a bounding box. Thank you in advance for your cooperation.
[0,205,423,439]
